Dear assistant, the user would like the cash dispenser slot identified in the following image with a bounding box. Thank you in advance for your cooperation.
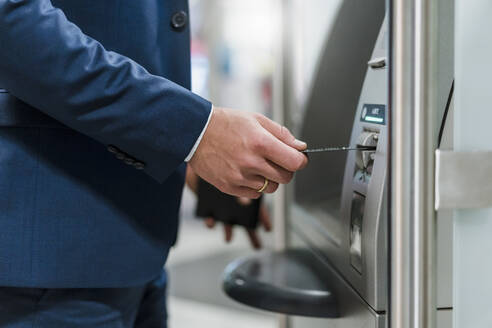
[222,249,339,318]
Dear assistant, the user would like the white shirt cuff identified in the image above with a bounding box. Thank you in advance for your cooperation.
[184,105,214,162]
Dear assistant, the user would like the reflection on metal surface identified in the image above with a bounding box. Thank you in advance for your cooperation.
[350,193,365,273]
[390,0,440,327]
[436,150,492,209]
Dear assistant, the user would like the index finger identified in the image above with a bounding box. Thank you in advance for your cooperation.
[260,132,308,172]
[256,115,307,151]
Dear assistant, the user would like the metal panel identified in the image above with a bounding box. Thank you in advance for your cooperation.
[288,229,452,328]
[436,150,492,209]
[390,0,440,327]
[288,231,384,328]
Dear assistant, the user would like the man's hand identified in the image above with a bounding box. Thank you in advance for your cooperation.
[188,107,308,199]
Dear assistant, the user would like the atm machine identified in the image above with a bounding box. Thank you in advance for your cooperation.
[222,0,454,327]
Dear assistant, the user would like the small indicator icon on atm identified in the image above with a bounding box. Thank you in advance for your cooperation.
[361,104,386,125]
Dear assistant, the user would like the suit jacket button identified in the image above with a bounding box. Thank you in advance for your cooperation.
[107,145,118,153]
[134,162,146,170]
[171,11,188,30]
[124,157,136,165]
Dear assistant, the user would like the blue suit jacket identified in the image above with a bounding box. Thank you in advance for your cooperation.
[0,0,211,288]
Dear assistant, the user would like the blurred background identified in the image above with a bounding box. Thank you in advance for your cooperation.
[167,1,343,327]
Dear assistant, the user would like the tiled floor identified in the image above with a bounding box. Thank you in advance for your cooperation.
[166,188,277,328]
[168,297,276,328]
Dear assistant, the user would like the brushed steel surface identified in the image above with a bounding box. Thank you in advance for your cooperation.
[436,150,492,209]
[390,0,439,327]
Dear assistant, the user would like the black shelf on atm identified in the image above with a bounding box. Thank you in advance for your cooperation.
[222,249,339,318]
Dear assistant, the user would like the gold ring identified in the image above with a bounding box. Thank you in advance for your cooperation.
[257,178,269,193]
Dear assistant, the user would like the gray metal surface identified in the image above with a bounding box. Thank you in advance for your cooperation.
[434,99,454,311]
[289,0,453,314]
[290,18,392,312]
[390,0,440,326]
[291,5,387,311]
[272,0,292,253]
[288,229,452,328]
[436,150,492,209]
[338,21,388,311]
[282,0,454,326]
[289,231,385,328]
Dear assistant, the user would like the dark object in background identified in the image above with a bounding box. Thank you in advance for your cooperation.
[196,179,261,229]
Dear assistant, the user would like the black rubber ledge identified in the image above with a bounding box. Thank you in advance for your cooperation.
[222,249,339,318]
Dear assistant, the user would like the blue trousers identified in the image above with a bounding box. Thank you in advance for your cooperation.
[0,270,168,328]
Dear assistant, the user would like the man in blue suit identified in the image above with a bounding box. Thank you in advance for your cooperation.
[0,0,308,327]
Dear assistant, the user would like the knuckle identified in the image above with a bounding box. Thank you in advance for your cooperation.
[280,126,293,142]
[230,171,244,185]
[254,112,266,121]
[249,135,261,151]
[253,112,262,120]
[254,180,264,190]
[278,176,288,184]
[251,133,269,153]
[242,156,259,171]
[292,155,306,171]
[284,163,297,173]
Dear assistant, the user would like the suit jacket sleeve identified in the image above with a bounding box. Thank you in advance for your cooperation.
[0,0,212,183]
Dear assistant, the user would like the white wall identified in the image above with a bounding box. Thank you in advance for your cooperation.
[454,1,492,327]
